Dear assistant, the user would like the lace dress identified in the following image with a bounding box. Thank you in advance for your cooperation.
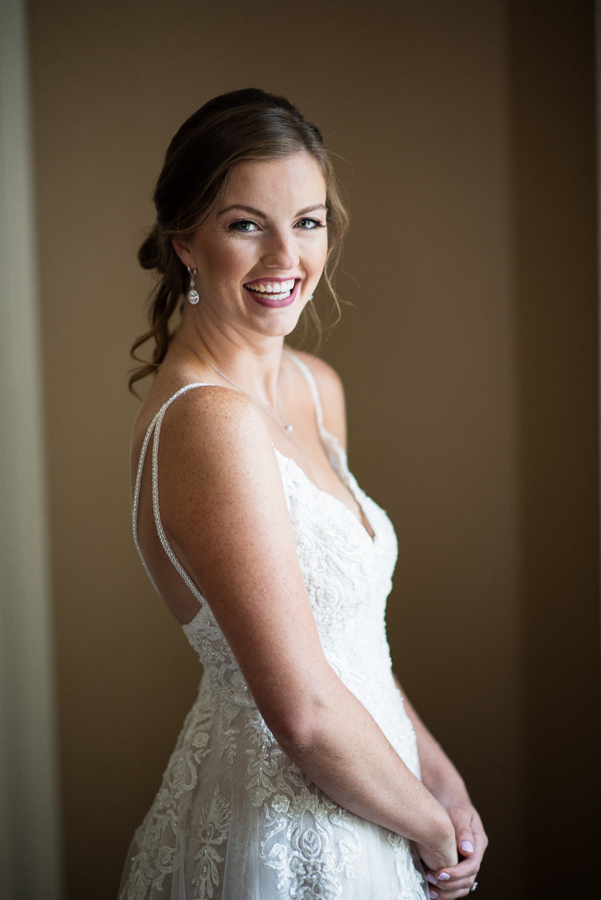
[119,355,428,900]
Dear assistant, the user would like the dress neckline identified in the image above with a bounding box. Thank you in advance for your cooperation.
[281,352,376,542]
[273,447,376,544]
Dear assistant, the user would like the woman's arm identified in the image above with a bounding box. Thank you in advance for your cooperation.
[155,386,457,872]
[296,355,486,892]
[394,677,488,896]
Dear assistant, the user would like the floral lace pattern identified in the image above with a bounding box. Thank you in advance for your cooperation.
[193,788,232,898]
[120,373,428,900]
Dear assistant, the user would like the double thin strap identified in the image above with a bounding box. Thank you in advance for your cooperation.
[132,383,211,603]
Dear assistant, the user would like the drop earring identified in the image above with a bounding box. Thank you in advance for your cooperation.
[187,266,199,305]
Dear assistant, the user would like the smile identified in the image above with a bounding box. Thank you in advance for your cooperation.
[244,278,299,308]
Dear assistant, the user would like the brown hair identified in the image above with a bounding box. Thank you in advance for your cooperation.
[130,88,349,390]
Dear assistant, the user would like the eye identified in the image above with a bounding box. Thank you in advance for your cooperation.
[229,219,259,233]
[295,217,325,230]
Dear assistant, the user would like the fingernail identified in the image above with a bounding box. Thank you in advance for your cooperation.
[426,873,438,885]
[460,840,474,853]
[438,872,451,881]
[429,892,439,899]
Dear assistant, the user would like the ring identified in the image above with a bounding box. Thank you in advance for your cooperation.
[470,882,478,892]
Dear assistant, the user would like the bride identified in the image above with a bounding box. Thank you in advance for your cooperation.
[119,88,486,900]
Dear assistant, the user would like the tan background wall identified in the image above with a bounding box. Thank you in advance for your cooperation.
[27,1,600,898]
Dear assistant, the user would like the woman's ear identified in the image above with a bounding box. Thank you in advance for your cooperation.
[171,235,194,268]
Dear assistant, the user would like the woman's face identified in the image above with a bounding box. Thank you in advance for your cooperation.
[173,152,328,340]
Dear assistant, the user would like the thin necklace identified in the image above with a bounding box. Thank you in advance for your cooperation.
[175,338,294,433]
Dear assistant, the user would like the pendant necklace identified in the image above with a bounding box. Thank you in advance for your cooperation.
[175,338,293,433]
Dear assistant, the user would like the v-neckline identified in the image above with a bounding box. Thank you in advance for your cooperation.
[273,446,376,544]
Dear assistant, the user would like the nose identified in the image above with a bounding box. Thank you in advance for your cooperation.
[263,229,300,270]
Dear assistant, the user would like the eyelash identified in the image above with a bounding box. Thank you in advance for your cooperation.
[296,217,326,230]
[228,217,326,233]
[229,220,257,232]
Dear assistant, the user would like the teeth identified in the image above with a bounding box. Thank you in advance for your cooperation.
[246,279,295,293]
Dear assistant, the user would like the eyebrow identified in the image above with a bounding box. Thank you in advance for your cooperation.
[217,203,327,219]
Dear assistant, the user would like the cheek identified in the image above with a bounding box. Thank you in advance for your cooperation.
[200,241,251,284]
[311,238,328,275]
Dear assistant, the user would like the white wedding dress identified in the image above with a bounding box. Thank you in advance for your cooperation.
[119,355,428,900]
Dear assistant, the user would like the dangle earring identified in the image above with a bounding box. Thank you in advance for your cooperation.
[187,266,200,305]
[309,294,314,301]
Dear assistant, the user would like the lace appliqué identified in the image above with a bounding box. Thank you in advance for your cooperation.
[262,792,360,900]
[122,685,215,899]
[192,787,232,898]
[245,712,361,898]
[387,833,429,899]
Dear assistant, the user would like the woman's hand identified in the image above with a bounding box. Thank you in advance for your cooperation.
[390,679,488,898]
[424,798,487,899]
[414,806,459,873]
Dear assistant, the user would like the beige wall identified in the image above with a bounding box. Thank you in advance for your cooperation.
[27,1,599,898]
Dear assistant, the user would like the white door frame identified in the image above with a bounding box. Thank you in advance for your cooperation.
[0,0,63,896]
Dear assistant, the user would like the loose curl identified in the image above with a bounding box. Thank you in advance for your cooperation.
[129,88,349,391]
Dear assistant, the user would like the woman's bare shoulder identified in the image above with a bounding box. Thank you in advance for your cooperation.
[143,382,291,575]
[289,350,347,448]
[154,381,272,461]
[134,376,257,440]
[131,379,277,484]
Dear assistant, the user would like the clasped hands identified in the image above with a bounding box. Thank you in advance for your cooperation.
[422,798,487,899]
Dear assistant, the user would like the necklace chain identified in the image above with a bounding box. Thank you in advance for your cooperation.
[175,338,293,433]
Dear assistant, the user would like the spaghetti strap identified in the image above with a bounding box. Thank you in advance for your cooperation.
[132,382,214,605]
[285,351,324,428]
[285,350,350,479]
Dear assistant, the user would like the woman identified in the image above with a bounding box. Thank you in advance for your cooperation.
[119,89,487,900]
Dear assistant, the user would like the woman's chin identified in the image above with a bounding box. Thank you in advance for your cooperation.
[243,296,310,338]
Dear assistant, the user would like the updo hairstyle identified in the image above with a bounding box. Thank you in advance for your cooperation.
[130,88,349,390]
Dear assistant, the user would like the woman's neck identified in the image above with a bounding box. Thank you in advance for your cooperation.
[175,312,287,408]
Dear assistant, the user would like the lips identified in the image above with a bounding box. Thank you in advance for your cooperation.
[243,278,300,308]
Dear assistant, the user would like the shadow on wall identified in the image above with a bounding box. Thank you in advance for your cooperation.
[508,1,601,894]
